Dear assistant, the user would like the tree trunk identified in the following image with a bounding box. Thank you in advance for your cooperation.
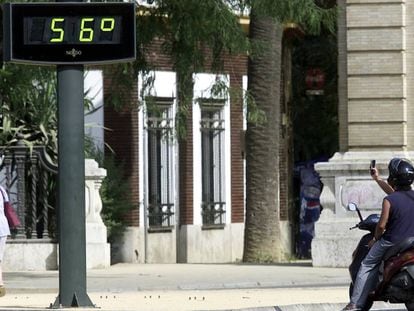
[243,10,284,262]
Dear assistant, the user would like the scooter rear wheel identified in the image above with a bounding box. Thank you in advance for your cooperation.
[405,302,414,311]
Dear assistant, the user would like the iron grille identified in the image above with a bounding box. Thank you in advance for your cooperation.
[146,100,175,228]
[200,103,226,225]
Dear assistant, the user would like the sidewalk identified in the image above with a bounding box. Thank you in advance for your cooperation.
[0,262,406,310]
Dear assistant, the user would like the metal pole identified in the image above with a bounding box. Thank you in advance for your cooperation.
[53,65,94,308]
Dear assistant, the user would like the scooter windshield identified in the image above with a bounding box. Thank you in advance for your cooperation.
[358,214,380,231]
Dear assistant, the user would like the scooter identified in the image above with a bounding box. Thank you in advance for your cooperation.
[347,202,414,311]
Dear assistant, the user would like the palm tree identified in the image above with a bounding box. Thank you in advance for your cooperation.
[243,9,284,262]
[243,0,336,262]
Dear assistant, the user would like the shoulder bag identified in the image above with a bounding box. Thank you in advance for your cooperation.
[0,188,20,229]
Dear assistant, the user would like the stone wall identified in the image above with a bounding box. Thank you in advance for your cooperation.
[346,0,406,151]
[313,152,414,267]
[312,0,411,267]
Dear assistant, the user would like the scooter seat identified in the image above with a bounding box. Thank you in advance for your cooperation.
[384,237,414,262]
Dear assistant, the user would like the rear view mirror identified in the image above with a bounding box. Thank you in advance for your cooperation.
[347,202,358,211]
[347,202,363,221]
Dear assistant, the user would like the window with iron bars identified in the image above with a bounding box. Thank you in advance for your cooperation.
[146,99,175,228]
[200,100,226,226]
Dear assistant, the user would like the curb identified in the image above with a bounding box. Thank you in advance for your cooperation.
[211,305,343,311]
[0,301,406,311]
[226,302,406,311]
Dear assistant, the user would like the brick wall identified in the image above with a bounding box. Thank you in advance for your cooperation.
[178,102,194,225]
[103,73,140,226]
[226,54,247,223]
[104,40,248,226]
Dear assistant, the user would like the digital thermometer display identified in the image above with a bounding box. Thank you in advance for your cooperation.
[24,16,123,45]
[3,3,136,64]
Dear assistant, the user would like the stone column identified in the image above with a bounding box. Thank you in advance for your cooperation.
[312,0,408,267]
[85,159,110,268]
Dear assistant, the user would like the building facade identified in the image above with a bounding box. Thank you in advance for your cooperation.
[102,26,301,262]
[313,0,414,267]
[103,41,252,263]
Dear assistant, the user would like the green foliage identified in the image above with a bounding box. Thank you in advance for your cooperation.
[0,64,94,160]
[108,0,250,136]
[85,139,134,243]
[85,133,135,242]
[0,65,58,158]
[138,0,248,72]
[245,91,267,125]
[100,155,135,243]
[107,0,337,135]
[251,0,337,34]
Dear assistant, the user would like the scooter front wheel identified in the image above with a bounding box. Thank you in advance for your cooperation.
[361,297,373,311]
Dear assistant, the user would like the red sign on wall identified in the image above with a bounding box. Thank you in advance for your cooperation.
[305,68,325,95]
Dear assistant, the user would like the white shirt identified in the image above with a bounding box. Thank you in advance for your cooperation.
[0,186,11,237]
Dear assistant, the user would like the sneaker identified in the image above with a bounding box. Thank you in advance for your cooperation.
[341,303,361,311]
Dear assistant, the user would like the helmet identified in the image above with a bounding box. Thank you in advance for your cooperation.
[388,158,414,187]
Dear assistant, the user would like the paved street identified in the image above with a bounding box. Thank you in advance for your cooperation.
[0,262,406,310]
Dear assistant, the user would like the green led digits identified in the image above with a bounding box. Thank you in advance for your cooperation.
[48,17,117,43]
[101,18,115,32]
[80,18,94,42]
[50,18,65,42]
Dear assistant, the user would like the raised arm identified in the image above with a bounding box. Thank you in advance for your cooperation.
[371,167,394,195]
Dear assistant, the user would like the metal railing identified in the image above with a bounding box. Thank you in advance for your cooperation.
[147,203,174,228]
[201,201,226,226]
[1,143,57,240]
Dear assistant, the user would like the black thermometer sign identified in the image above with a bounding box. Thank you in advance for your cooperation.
[3,2,136,64]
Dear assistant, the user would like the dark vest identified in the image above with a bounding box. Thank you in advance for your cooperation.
[383,190,414,243]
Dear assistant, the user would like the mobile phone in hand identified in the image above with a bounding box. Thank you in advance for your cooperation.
[370,160,376,175]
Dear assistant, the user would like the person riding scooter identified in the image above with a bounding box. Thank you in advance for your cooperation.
[342,158,414,311]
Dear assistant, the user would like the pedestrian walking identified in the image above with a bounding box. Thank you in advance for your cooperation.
[0,185,11,297]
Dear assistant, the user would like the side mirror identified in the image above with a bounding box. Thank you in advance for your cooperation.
[347,202,358,211]
[347,202,363,221]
